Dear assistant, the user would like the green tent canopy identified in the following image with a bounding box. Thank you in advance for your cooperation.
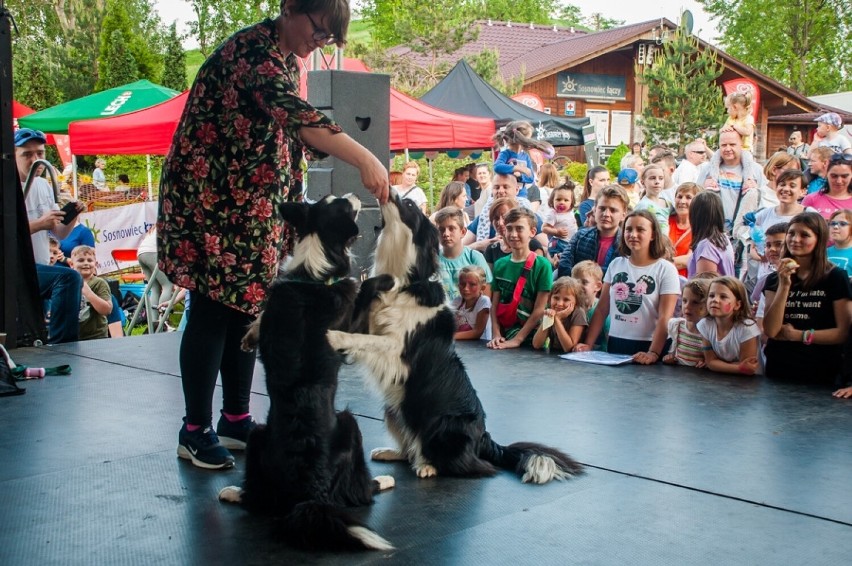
[17,80,180,135]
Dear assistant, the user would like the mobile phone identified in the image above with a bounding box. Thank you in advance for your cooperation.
[60,201,81,225]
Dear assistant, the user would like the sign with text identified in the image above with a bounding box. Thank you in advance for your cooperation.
[77,201,159,274]
[557,72,627,101]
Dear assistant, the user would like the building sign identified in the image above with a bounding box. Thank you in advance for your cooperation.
[557,72,626,101]
[511,92,545,112]
[564,101,576,116]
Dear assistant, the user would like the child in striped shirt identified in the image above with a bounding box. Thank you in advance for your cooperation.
[663,277,711,367]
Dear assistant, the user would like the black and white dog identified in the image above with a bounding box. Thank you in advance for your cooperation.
[328,192,583,483]
[218,195,393,551]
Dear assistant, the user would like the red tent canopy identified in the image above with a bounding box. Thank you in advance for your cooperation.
[67,58,495,155]
[68,91,188,155]
[13,101,57,144]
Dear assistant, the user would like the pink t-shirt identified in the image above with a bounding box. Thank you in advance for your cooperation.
[801,192,852,219]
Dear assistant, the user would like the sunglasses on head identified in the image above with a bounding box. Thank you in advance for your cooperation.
[15,129,45,144]
[829,153,852,164]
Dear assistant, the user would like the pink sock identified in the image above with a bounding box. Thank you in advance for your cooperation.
[223,412,250,422]
[186,423,202,432]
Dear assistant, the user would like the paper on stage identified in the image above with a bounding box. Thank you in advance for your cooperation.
[559,351,635,366]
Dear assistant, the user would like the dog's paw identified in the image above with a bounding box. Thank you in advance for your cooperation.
[241,317,261,352]
[326,329,350,352]
[218,486,243,503]
[373,475,395,491]
[415,464,438,478]
[371,447,405,461]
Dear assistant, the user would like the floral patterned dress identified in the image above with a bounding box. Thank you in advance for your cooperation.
[157,18,340,316]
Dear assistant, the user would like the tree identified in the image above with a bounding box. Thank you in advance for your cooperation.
[96,0,162,90]
[698,0,852,95]
[468,48,524,96]
[637,26,725,152]
[187,0,277,57]
[161,23,188,92]
[100,30,140,89]
[586,13,624,31]
[556,4,584,28]
[481,0,559,25]
[11,38,63,111]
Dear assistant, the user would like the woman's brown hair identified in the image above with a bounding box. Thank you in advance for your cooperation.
[783,212,831,290]
[618,209,669,259]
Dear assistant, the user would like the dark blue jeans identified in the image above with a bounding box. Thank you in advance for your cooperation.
[36,263,83,344]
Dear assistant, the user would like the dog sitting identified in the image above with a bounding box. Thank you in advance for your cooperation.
[328,192,583,483]
[218,194,393,551]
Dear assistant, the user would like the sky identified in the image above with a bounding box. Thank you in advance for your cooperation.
[154,1,720,50]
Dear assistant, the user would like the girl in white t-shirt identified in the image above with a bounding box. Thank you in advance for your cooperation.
[451,266,492,341]
[576,209,680,363]
[697,276,761,375]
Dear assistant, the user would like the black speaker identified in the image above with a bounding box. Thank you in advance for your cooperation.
[307,71,390,275]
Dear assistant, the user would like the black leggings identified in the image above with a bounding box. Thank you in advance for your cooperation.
[180,293,256,426]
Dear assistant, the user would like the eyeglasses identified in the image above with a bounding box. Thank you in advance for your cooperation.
[829,221,850,228]
[829,153,852,164]
[691,150,705,154]
[306,13,336,46]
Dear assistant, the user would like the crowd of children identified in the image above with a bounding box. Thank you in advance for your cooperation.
[415,116,852,399]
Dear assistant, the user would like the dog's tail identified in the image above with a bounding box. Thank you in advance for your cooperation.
[280,501,393,551]
[478,433,584,484]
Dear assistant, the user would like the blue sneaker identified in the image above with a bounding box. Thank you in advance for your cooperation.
[177,419,235,470]
[216,412,257,450]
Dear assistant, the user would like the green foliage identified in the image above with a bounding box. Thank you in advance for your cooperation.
[468,49,525,97]
[100,30,140,89]
[362,0,480,55]
[79,155,165,191]
[186,0,277,57]
[586,13,624,31]
[390,153,479,211]
[637,26,725,153]
[96,0,162,90]
[161,23,188,91]
[481,0,559,24]
[564,161,588,185]
[606,143,629,178]
[184,50,206,84]
[697,0,852,95]
[12,38,63,111]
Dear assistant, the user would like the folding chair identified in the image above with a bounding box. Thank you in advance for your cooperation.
[111,249,178,334]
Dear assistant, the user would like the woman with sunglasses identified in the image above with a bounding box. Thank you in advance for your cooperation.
[802,153,852,220]
[157,0,388,470]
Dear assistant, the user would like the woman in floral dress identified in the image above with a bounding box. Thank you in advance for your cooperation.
[157,0,388,469]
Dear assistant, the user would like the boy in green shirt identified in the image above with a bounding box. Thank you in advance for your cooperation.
[70,245,113,340]
[488,208,552,349]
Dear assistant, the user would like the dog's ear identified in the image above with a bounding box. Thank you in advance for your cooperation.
[279,202,310,233]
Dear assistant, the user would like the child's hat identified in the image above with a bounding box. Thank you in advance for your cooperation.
[814,112,842,128]
[617,168,638,186]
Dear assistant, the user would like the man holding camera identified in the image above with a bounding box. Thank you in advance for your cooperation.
[16,128,84,343]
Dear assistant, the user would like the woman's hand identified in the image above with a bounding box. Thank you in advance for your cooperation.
[573,343,591,352]
[358,152,389,204]
[776,258,798,287]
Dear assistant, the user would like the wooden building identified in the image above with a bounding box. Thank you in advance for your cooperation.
[391,18,846,160]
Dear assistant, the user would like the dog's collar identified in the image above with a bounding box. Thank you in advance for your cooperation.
[286,275,342,286]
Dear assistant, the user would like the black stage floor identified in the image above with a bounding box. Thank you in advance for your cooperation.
[2,333,851,565]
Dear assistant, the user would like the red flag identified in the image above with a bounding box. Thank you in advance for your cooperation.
[723,79,760,121]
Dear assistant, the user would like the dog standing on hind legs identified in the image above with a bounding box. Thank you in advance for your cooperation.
[218,194,393,551]
[328,190,584,484]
